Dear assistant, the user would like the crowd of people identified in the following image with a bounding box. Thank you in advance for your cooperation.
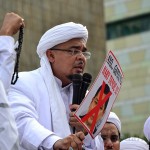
[0,12,150,150]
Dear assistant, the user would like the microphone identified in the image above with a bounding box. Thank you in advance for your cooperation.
[72,74,83,105]
[71,74,82,134]
[79,73,92,104]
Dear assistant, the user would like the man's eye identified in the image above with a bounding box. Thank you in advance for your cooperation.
[68,50,73,54]
[73,50,80,54]
[100,106,103,110]
[94,100,98,105]
[111,135,119,142]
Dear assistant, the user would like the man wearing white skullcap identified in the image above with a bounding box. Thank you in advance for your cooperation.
[143,116,150,150]
[7,21,100,150]
[100,112,121,150]
[120,137,149,150]
[144,116,150,141]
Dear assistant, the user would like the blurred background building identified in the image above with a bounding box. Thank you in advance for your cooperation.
[0,0,106,81]
[0,0,150,137]
[104,0,150,137]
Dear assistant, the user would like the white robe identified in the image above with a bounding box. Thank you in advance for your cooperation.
[8,67,104,150]
[0,81,20,150]
[0,36,20,150]
[0,36,16,92]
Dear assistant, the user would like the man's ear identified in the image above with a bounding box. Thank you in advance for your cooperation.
[46,50,55,63]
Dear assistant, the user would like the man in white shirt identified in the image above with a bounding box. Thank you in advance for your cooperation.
[98,112,121,150]
[0,12,24,150]
[7,13,103,149]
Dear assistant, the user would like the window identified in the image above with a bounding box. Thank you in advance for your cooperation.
[106,13,150,40]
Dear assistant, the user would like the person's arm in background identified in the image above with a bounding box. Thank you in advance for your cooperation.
[0,12,24,150]
[0,12,25,91]
[0,80,20,150]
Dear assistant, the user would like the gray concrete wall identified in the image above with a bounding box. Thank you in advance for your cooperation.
[0,0,106,82]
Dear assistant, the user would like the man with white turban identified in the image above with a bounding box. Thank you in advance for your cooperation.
[143,116,150,150]
[0,12,24,150]
[144,116,150,141]
[96,111,121,150]
[7,17,100,149]
[120,137,149,150]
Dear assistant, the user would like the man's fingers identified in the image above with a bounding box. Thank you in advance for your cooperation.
[53,132,85,150]
[20,18,25,27]
[0,12,25,36]
[70,133,84,150]
[76,132,85,141]
[69,104,79,111]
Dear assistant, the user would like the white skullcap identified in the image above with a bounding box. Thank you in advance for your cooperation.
[120,137,149,150]
[107,112,121,134]
[144,116,150,141]
[37,22,88,58]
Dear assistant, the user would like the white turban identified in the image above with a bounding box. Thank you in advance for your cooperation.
[107,112,121,134]
[37,22,88,58]
[35,22,88,138]
[144,116,150,141]
[120,137,149,150]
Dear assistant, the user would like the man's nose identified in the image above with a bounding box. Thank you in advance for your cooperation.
[105,138,113,149]
[76,53,86,61]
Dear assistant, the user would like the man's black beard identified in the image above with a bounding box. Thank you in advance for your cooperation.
[67,74,73,81]
[67,73,83,82]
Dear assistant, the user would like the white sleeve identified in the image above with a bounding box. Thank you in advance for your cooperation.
[0,36,16,91]
[144,116,150,141]
[0,80,20,150]
[40,135,62,150]
[8,78,61,150]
